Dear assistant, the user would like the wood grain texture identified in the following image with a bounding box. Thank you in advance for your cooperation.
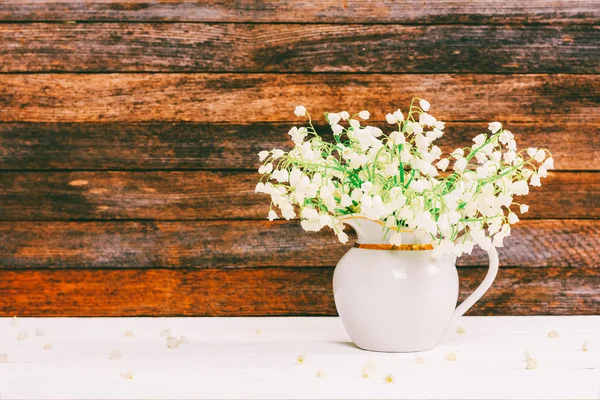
[0,171,596,220]
[0,1,597,24]
[0,267,597,316]
[2,24,598,73]
[1,74,598,123]
[0,220,596,269]
[1,122,596,171]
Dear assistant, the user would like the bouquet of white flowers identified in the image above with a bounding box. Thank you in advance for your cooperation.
[255,98,554,257]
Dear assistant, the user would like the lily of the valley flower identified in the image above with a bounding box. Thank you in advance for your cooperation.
[255,100,553,257]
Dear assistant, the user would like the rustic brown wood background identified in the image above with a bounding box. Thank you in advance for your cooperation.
[0,1,598,316]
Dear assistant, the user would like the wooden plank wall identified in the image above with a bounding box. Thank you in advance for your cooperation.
[0,1,598,316]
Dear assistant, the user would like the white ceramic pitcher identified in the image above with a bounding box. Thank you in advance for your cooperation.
[333,217,498,352]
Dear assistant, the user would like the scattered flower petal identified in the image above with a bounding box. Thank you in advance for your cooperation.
[43,343,53,350]
[316,369,325,377]
[457,326,466,334]
[524,350,535,361]
[362,360,377,378]
[255,329,262,334]
[160,329,171,338]
[296,354,306,364]
[17,329,29,341]
[582,341,593,351]
[415,356,427,364]
[384,373,395,383]
[124,330,134,337]
[166,336,180,349]
[119,371,134,380]
[179,336,190,344]
[110,349,121,360]
[36,327,46,336]
[0,353,8,363]
[445,352,457,361]
[547,329,559,338]
[526,359,538,370]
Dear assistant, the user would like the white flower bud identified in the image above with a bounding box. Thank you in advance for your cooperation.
[327,113,341,125]
[488,122,502,133]
[419,99,430,111]
[294,105,306,117]
[389,232,403,246]
[358,110,370,120]
[385,113,397,124]
[436,158,449,171]
[258,150,269,161]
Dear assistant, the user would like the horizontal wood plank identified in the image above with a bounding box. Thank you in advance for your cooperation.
[0,267,597,316]
[0,74,597,123]
[0,121,595,171]
[0,122,596,171]
[0,171,596,220]
[0,1,597,24]
[1,24,598,73]
[0,220,596,268]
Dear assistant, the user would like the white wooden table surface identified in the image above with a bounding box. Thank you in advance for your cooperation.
[1,316,599,399]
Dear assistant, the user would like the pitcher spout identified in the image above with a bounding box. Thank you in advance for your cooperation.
[338,215,431,245]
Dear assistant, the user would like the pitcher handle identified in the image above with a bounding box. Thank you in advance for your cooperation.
[451,245,499,323]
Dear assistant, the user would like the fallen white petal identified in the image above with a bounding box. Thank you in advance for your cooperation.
[36,327,46,336]
[119,371,134,380]
[179,336,190,344]
[160,329,171,338]
[110,349,122,360]
[547,329,559,338]
[445,352,457,361]
[124,330,134,337]
[17,329,29,341]
[524,350,535,361]
[43,343,53,350]
[166,337,180,349]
